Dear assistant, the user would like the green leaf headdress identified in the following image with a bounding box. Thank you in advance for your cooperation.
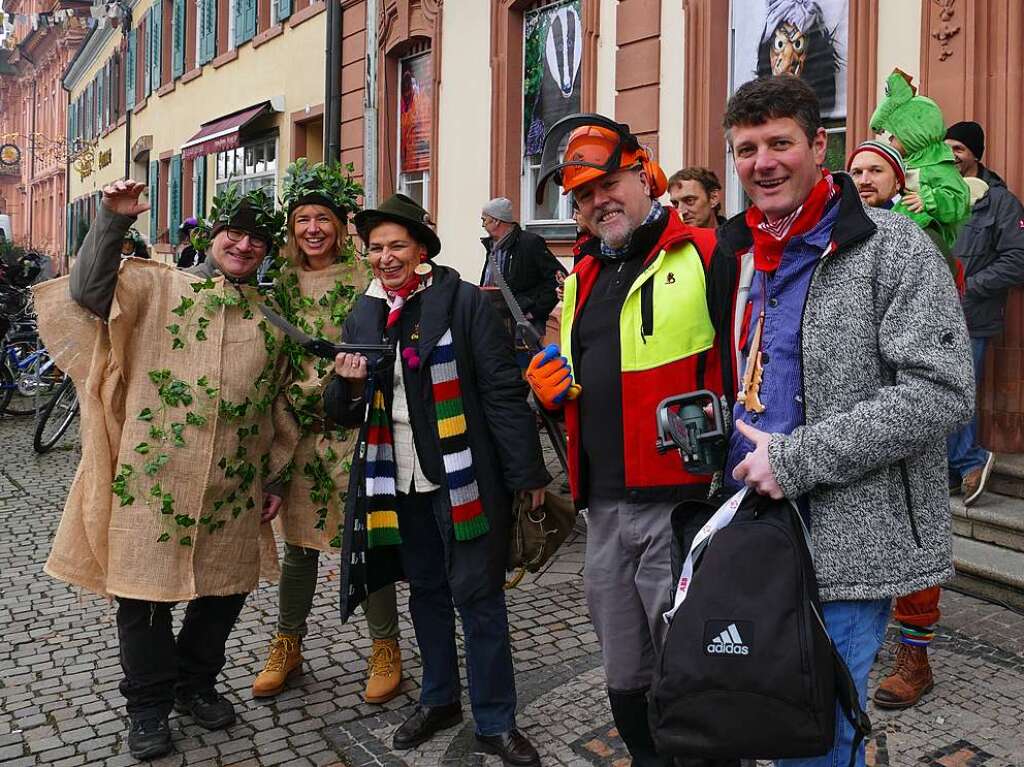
[280,158,363,224]
[190,184,286,253]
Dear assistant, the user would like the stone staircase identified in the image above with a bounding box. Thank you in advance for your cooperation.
[951,454,1024,610]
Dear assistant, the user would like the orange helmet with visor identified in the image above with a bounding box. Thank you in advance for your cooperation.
[534,113,668,204]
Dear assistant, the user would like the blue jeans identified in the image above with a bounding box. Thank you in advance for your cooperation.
[947,337,989,476]
[397,491,517,736]
[776,598,891,767]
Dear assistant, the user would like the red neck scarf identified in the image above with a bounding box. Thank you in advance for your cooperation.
[384,273,424,329]
[746,172,836,272]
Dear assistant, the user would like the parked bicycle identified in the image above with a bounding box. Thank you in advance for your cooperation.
[1,330,63,416]
[33,378,79,453]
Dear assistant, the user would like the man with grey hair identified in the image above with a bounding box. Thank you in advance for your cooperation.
[480,197,565,346]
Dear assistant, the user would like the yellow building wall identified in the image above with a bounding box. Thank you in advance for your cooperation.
[877,0,922,102]
[434,0,491,278]
[69,4,326,248]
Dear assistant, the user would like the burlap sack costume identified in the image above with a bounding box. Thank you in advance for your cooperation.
[274,259,366,550]
[35,260,291,602]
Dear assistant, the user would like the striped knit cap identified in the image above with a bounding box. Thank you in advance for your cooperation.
[846,140,907,192]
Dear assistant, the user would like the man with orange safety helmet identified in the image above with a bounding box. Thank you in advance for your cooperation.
[525,114,731,767]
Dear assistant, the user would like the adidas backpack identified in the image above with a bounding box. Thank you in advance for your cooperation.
[649,490,871,765]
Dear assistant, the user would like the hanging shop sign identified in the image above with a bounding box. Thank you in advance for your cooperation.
[0,143,21,166]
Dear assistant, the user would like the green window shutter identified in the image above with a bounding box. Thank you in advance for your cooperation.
[152,5,162,88]
[66,204,73,259]
[67,102,75,145]
[96,73,103,133]
[172,0,185,78]
[169,156,182,246]
[277,0,291,22]
[195,156,207,218]
[144,12,151,96]
[84,83,92,139]
[126,29,136,109]
[149,160,160,243]
[234,0,255,46]
[199,0,217,65]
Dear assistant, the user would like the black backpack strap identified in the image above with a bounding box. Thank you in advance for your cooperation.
[794,503,873,767]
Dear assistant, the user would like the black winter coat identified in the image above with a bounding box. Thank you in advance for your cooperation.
[324,265,551,611]
[480,225,566,322]
[953,165,1024,337]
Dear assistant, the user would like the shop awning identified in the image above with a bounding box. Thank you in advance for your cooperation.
[181,102,272,161]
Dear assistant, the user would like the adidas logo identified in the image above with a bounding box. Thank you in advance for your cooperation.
[706,623,750,656]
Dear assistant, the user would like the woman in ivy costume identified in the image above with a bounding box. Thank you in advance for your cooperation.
[32,179,292,761]
[252,160,404,703]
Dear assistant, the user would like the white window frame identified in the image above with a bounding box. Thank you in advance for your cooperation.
[215,136,278,199]
[396,50,431,212]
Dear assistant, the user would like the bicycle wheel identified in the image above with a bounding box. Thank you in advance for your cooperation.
[33,379,79,453]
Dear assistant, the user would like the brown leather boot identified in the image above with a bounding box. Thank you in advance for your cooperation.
[364,637,402,704]
[252,633,302,698]
[873,643,934,709]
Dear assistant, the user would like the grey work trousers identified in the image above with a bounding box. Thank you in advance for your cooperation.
[584,497,676,692]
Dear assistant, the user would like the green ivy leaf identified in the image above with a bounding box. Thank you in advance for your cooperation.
[171,338,185,350]
[166,323,181,335]
[186,411,207,427]
[157,532,170,542]
[138,408,154,422]
[171,297,196,316]
[195,329,207,342]
[148,369,172,386]
[179,535,193,547]
[174,514,197,528]
[161,493,174,515]
[134,442,151,455]
[149,425,165,440]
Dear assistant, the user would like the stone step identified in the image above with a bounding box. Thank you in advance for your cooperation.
[951,534,1024,611]
[951,494,1024,553]
[988,453,1024,498]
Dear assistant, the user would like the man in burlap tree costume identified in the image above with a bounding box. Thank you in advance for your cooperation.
[34,179,293,761]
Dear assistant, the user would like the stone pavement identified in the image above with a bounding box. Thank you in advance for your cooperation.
[2,411,1024,766]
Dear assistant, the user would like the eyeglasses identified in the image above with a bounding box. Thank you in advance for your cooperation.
[223,227,269,252]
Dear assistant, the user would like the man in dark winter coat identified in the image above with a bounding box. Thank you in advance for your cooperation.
[480,196,565,337]
[325,193,550,767]
[945,120,1024,505]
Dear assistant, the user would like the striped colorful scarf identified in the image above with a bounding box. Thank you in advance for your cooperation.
[363,329,489,548]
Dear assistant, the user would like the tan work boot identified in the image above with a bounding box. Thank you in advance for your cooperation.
[873,643,934,709]
[364,637,402,704]
[252,633,302,698]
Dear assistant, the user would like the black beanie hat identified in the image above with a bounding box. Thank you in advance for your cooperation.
[946,121,985,161]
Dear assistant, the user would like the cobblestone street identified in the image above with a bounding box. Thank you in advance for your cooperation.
[2,412,1024,766]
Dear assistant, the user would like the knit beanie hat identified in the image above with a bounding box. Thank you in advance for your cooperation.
[482,197,516,223]
[946,121,985,161]
[846,139,907,191]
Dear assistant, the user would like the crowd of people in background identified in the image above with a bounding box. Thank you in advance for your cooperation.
[24,68,1024,767]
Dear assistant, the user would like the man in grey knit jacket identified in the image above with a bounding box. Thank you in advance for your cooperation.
[707,75,974,767]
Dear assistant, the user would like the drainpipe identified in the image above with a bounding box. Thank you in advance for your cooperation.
[120,2,133,178]
[64,86,71,273]
[363,0,378,208]
[323,0,342,161]
[19,47,37,250]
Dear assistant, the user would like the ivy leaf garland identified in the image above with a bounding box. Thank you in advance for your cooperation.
[114,279,287,546]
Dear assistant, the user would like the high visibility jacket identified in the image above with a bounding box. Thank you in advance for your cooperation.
[560,215,722,507]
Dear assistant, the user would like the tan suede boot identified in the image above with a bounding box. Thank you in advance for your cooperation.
[252,633,303,698]
[364,637,402,704]
[873,643,934,709]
